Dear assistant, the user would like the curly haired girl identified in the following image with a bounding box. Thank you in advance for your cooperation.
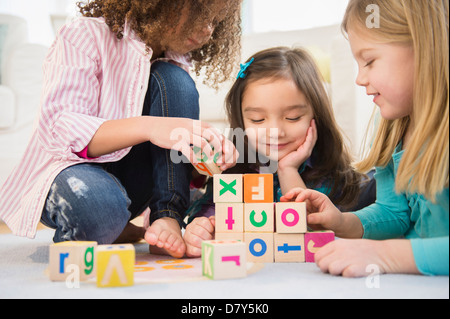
[0,0,242,258]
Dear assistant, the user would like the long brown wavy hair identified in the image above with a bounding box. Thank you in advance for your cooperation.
[226,47,366,209]
[77,0,242,88]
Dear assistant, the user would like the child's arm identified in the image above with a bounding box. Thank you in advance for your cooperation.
[314,238,420,277]
[277,120,317,195]
[87,117,236,170]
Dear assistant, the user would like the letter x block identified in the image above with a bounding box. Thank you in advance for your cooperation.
[192,146,222,177]
[49,241,97,282]
[275,202,307,233]
[202,240,247,280]
[213,174,243,203]
[305,231,335,263]
[243,174,274,203]
[96,244,135,288]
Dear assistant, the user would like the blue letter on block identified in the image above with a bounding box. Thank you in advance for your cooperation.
[278,243,301,254]
[249,239,267,257]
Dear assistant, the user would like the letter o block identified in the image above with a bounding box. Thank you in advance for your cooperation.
[275,202,307,233]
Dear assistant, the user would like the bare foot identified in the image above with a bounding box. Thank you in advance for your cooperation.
[144,217,186,258]
[114,222,146,244]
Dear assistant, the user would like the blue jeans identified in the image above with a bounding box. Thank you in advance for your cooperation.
[40,62,199,244]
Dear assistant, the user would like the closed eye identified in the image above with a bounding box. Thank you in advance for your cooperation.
[286,116,301,121]
[365,60,375,67]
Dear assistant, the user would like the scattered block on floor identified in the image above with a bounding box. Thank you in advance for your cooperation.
[275,202,307,233]
[213,174,243,203]
[305,231,335,263]
[215,203,244,233]
[274,233,305,263]
[202,240,247,280]
[49,241,97,282]
[244,203,274,232]
[96,244,135,288]
[244,232,274,263]
[243,174,274,203]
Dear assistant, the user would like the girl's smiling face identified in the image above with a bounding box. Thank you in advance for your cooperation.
[242,77,314,162]
[348,29,415,121]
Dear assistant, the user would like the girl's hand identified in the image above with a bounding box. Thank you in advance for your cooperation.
[184,216,216,257]
[315,239,420,277]
[278,119,317,171]
[148,118,238,171]
[281,187,343,232]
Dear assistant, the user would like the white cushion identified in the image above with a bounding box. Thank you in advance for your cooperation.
[0,85,15,128]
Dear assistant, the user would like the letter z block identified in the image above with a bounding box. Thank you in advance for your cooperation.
[213,174,243,203]
[305,231,335,262]
[275,202,307,233]
[202,240,247,280]
[96,244,135,288]
[274,233,305,263]
[49,241,97,282]
[243,174,274,203]
[215,203,244,233]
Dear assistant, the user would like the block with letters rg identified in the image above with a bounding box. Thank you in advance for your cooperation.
[202,240,247,280]
[49,241,97,282]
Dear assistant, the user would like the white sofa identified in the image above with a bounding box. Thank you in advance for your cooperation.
[0,18,373,187]
[0,14,48,186]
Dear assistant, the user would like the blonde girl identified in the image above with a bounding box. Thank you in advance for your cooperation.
[284,0,449,276]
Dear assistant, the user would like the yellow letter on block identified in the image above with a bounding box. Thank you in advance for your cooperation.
[96,244,135,288]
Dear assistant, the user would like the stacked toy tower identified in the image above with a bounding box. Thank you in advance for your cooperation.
[213,173,335,263]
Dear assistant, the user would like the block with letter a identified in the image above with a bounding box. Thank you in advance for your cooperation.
[96,244,135,288]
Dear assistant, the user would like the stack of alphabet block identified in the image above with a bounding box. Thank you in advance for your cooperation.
[211,173,334,264]
[49,242,135,288]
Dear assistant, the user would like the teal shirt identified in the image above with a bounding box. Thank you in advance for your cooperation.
[352,144,449,276]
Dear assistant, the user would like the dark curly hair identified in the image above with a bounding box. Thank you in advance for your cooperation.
[77,0,242,88]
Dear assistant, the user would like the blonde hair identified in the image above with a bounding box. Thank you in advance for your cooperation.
[342,0,449,202]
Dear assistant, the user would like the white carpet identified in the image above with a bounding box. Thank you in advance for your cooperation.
[0,229,448,299]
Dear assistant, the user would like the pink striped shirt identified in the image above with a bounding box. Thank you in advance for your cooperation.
[0,17,191,238]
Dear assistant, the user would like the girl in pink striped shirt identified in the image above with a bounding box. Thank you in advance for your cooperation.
[0,0,242,258]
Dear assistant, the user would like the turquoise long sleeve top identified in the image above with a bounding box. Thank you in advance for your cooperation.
[352,144,449,276]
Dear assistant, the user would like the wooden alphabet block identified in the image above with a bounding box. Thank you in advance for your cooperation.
[215,232,244,242]
[275,202,307,233]
[202,240,247,280]
[244,232,274,263]
[215,203,244,233]
[96,244,135,288]
[244,203,274,232]
[305,231,335,263]
[243,174,274,203]
[274,233,305,263]
[213,174,243,203]
[49,241,97,282]
[192,145,222,177]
